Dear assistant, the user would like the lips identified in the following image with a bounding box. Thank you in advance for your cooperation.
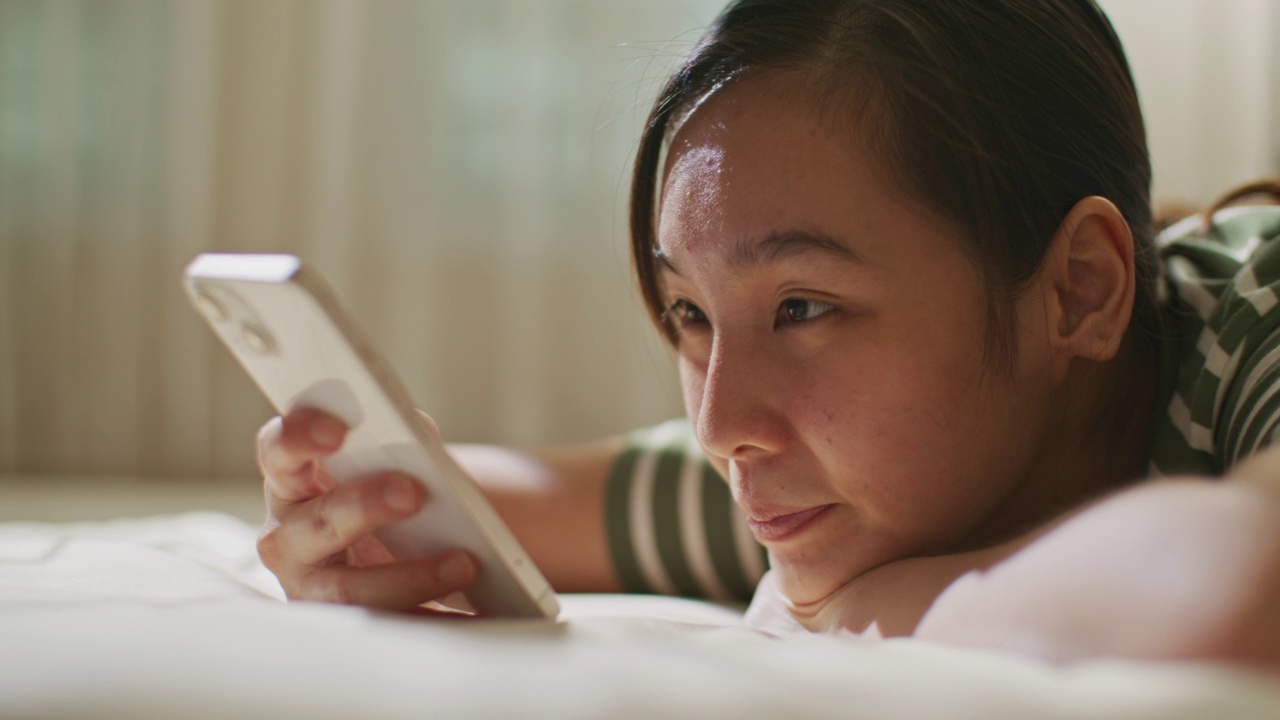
[744,504,833,543]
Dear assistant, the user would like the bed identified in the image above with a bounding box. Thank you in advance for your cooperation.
[2,476,1279,719]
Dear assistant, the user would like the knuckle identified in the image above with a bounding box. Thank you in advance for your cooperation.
[309,507,344,547]
[309,491,359,549]
[255,524,285,567]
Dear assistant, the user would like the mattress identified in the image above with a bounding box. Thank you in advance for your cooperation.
[2,506,1278,718]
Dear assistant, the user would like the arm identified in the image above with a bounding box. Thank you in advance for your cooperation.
[914,474,1280,667]
[447,440,624,593]
[777,454,1280,669]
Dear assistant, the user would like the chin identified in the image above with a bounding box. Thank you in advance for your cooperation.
[768,524,918,608]
[768,549,863,608]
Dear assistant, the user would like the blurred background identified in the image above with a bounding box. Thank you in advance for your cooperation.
[1,0,1278,489]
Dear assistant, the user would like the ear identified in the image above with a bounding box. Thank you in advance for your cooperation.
[1042,196,1136,381]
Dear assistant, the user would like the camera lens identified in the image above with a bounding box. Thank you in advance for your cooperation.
[194,289,228,323]
[241,323,275,355]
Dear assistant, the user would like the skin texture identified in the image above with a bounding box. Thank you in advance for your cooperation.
[655,71,1149,608]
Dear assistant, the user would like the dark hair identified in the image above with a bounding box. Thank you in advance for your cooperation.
[629,0,1157,370]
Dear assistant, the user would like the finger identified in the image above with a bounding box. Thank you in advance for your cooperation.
[258,410,348,506]
[276,471,426,565]
[303,550,478,610]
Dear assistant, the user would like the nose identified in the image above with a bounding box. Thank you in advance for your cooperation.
[692,336,790,460]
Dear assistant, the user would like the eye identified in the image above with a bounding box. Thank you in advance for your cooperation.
[663,298,708,330]
[777,298,835,325]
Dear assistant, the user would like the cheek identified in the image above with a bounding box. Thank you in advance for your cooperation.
[810,326,983,439]
[876,297,990,431]
[789,378,864,453]
[798,320,994,500]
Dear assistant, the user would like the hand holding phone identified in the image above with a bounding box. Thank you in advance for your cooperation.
[185,253,559,619]
[254,407,482,610]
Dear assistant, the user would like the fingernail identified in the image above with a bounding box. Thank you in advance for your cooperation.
[438,553,475,587]
[385,477,418,513]
[310,416,345,448]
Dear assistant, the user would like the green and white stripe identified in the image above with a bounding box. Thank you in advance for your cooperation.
[1149,206,1280,476]
[605,419,766,601]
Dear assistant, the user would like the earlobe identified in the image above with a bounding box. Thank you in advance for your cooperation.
[1046,197,1136,374]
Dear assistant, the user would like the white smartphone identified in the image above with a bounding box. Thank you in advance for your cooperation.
[184,253,559,620]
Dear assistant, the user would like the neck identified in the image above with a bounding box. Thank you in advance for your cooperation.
[957,337,1160,551]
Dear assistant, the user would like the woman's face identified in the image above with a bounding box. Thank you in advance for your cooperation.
[656,76,1058,606]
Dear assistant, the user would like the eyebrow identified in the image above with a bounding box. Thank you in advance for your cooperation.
[654,229,865,276]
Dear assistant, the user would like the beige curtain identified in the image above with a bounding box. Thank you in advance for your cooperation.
[1099,0,1279,203]
[1,0,1276,479]
[0,0,722,478]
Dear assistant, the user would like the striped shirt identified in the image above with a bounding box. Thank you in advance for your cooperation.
[608,205,1280,601]
[1149,205,1280,475]
[605,419,768,601]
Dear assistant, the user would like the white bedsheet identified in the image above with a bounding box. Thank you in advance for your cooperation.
[2,512,1278,719]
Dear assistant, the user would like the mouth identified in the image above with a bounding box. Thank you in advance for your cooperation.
[744,504,834,543]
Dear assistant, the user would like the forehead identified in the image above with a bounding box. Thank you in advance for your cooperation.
[656,73,936,271]
[660,75,858,212]
[661,70,872,179]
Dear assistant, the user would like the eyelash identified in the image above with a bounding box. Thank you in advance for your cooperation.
[778,297,836,324]
[662,299,708,330]
[662,298,835,332]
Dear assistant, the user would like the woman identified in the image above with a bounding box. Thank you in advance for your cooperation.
[255,0,1280,667]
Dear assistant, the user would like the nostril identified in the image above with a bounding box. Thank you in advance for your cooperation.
[697,401,789,460]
